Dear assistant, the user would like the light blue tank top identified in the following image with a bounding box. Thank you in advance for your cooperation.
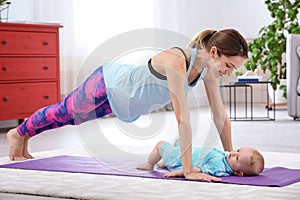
[103,48,208,122]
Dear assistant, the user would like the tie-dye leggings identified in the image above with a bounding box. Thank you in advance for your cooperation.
[17,66,112,137]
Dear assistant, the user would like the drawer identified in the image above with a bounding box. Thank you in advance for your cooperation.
[0,57,57,81]
[0,31,57,55]
[0,82,58,116]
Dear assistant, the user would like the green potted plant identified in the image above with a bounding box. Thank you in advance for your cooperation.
[0,0,8,7]
[0,0,10,22]
[244,0,300,101]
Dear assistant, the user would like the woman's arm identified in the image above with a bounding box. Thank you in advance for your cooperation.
[203,74,233,152]
[163,53,194,178]
[152,49,221,182]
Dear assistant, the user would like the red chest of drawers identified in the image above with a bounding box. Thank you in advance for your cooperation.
[0,22,62,120]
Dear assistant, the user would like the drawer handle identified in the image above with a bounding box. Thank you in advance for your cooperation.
[44,95,50,99]
[3,66,8,71]
[2,40,7,45]
[3,97,9,102]
[43,66,49,70]
[43,41,49,46]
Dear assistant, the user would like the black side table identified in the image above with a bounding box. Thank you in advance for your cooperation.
[220,81,275,121]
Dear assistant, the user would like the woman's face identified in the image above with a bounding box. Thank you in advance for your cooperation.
[210,46,246,77]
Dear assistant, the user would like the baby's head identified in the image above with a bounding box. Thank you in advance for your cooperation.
[226,147,264,176]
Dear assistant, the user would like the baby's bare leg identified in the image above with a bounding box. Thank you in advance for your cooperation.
[156,139,178,168]
[137,141,166,170]
[7,128,27,161]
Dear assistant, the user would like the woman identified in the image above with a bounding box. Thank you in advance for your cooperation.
[7,28,248,182]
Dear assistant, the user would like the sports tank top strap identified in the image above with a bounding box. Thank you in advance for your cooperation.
[186,48,197,77]
[187,48,207,87]
[171,47,189,71]
[148,47,190,80]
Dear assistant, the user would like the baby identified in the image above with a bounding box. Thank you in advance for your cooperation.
[137,140,264,177]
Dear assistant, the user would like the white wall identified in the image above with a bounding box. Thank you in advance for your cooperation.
[2,0,298,127]
[1,0,155,127]
[6,0,155,95]
[4,0,35,21]
[221,0,273,39]
[153,0,276,40]
[152,0,278,107]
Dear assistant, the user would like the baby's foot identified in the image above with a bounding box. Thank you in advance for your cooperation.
[23,135,33,159]
[136,163,154,170]
[7,128,27,161]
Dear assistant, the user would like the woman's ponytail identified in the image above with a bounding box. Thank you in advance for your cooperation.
[189,28,248,58]
[188,29,217,49]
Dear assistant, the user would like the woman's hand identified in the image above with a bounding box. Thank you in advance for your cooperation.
[164,169,184,177]
[165,168,221,182]
[184,171,222,182]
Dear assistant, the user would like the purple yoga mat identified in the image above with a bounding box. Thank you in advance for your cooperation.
[1,155,300,187]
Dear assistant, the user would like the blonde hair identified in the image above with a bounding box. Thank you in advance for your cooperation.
[244,150,265,176]
[188,28,249,58]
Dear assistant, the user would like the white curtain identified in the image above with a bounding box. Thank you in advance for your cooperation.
[8,0,210,106]
[32,0,154,96]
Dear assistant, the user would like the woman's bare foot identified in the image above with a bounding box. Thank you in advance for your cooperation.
[7,128,27,161]
[23,135,33,159]
[136,162,154,170]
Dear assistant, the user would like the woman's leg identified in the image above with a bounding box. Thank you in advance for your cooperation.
[18,66,111,137]
[7,66,112,160]
[27,98,112,136]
